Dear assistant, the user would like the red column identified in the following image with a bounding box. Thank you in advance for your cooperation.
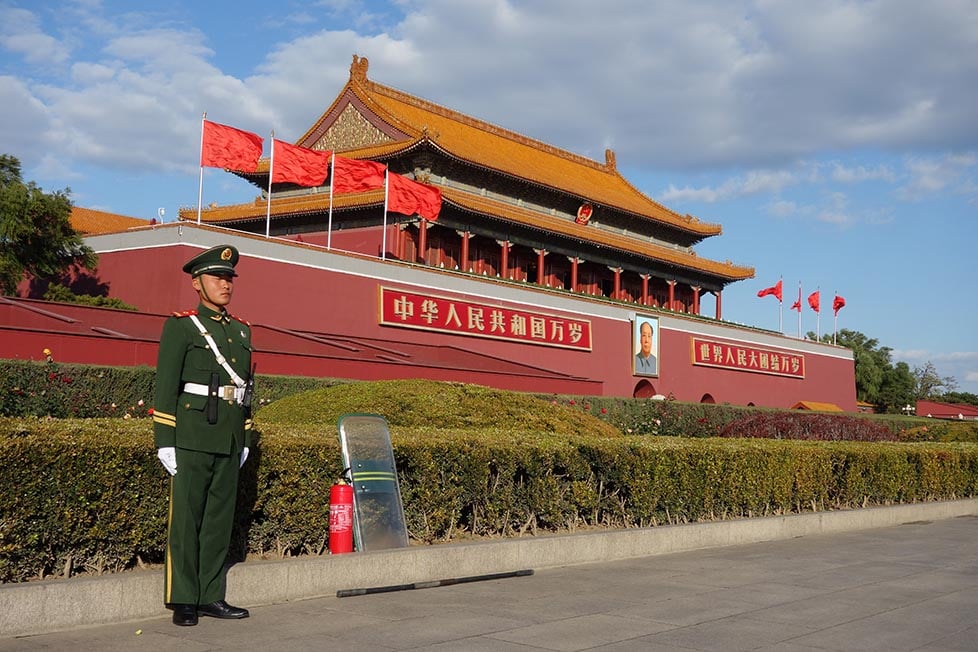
[611,267,622,300]
[691,286,701,315]
[569,257,579,292]
[459,230,469,272]
[715,290,722,320]
[535,249,547,285]
[417,220,428,264]
[667,280,676,310]
[498,240,509,279]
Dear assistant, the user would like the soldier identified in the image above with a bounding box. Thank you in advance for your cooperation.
[153,244,254,627]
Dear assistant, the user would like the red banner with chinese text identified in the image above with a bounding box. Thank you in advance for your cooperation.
[690,337,805,378]
[379,287,592,350]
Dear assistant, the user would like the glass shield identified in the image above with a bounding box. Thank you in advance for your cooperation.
[337,413,409,551]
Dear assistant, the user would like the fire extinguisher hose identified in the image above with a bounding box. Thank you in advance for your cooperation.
[336,568,534,598]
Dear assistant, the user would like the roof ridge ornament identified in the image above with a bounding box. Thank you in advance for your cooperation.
[605,149,616,170]
[350,54,369,84]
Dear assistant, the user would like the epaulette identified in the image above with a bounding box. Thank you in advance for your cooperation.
[172,309,198,318]
[229,313,251,327]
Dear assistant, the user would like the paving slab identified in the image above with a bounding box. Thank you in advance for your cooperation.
[2,503,978,651]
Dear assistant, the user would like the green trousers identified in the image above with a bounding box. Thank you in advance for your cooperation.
[164,448,240,606]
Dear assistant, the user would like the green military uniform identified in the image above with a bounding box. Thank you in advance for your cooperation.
[153,245,253,610]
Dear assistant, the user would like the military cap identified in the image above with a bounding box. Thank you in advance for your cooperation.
[182,245,239,277]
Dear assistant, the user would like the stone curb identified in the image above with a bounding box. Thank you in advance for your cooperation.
[4,498,977,638]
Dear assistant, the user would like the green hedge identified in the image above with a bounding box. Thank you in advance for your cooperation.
[3,416,977,583]
[0,359,340,419]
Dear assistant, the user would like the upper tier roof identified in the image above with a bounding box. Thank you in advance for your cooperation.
[297,55,721,239]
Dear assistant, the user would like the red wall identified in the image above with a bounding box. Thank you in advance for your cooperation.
[33,235,856,409]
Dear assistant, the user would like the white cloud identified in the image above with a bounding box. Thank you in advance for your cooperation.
[765,200,798,218]
[659,168,798,203]
[816,191,851,225]
[830,162,895,183]
[0,6,70,65]
[4,0,978,210]
[897,153,977,200]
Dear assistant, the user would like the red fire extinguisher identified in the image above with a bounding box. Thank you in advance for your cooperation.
[329,477,354,554]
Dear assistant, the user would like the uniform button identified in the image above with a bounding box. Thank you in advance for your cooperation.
[228,338,233,343]
[184,403,191,409]
[231,358,236,363]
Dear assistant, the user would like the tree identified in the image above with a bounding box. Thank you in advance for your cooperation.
[913,361,958,400]
[877,361,916,414]
[0,154,96,295]
[813,329,891,407]
[938,391,978,407]
[811,328,950,413]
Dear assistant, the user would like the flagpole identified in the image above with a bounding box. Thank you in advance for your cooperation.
[815,286,821,340]
[833,289,838,345]
[327,152,335,250]
[796,282,802,338]
[265,131,274,239]
[197,112,206,224]
[778,275,783,334]
[381,168,389,260]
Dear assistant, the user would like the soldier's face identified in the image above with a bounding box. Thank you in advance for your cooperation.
[192,272,234,310]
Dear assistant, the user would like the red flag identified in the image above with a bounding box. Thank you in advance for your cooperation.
[833,295,846,315]
[387,172,442,221]
[808,291,821,313]
[201,120,263,171]
[790,285,802,312]
[272,140,331,186]
[331,156,387,193]
[757,279,783,301]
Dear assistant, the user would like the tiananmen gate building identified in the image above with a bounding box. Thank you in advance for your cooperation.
[2,55,856,409]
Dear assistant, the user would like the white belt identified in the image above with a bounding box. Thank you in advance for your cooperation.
[183,382,245,404]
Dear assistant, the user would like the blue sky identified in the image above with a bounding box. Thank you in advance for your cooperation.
[2,0,976,395]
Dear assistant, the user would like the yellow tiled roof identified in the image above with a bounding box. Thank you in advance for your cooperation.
[181,188,752,281]
[298,56,721,238]
[791,401,844,412]
[70,207,151,235]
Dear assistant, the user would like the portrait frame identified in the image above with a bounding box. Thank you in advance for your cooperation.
[632,315,659,377]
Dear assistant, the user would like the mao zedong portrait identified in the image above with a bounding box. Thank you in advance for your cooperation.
[634,319,657,376]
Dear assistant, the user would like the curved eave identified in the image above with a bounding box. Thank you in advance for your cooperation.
[358,79,722,237]
[233,137,720,243]
[411,141,718,242]
[177,190,386,224]
[441,189,753,282]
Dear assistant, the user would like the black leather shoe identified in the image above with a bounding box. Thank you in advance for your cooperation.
[198,600,249,619]
[172,604,198,626]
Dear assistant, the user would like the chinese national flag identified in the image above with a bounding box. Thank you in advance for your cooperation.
[201,120,263,171]
[833,295,846,315]
[808,291,821,313]
[387,172,442,221]
[790,286,802,312]
[271,139,331,186]
[331,156,387,193]
[757,280,783,301]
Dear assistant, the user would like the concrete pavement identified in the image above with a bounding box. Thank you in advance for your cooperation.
[3,500,978,650]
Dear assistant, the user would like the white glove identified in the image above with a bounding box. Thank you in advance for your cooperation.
[158,447,177,475]
[240,447,249,468]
